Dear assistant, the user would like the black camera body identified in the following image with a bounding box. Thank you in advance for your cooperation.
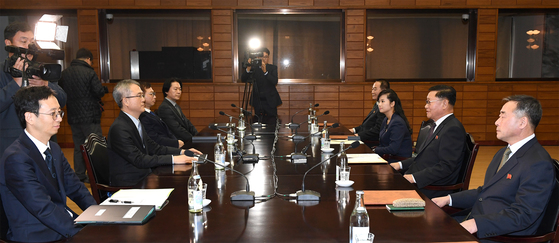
[3,45,62,82]
[242,50,264,69]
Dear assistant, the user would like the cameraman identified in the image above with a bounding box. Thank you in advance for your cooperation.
[241,47,282,118]
[0,21,67,159]
[59,48,106,183]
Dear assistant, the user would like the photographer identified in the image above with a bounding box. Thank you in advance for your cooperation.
[241,47,282,118]
[0,21,67,159]
[59,48,106,183]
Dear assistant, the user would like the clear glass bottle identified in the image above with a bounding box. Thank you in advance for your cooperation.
[188,161,203,213]
[214,133,226,169]
[321,120,330,149]
[336,141,348,181]
[350,190,370,243]
[238,108,246,131]
[308,103,313,124]
[311,110,319,134]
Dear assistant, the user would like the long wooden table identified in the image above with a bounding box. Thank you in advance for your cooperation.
[68,118,478,242]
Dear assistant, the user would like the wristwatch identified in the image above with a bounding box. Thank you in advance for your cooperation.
[372,146,376,153]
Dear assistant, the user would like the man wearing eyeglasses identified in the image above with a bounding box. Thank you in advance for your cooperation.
[241,47,282,118]
[108,79,199,187]
[59,48,107,183]
[0,86,96,242]
[0,21,67,159]
[350,79,389,142]
[390,85,467,199]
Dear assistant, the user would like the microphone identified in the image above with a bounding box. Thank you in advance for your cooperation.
[287,103,319,129]
[219,111,239,121]
[195,155,255,201]
[297,110,329,126]
[243,110,264,129]
[209,125,259,163]
[296,141,360,201]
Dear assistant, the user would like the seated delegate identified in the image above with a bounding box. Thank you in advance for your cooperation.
[371,89,412,161]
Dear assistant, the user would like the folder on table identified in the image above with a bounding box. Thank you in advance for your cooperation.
[101,188,174,211]
[347,153,387,164]
[363,190,422,205]
[75,205,155,225]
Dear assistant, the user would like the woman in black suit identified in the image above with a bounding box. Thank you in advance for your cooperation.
[372,89,413,161]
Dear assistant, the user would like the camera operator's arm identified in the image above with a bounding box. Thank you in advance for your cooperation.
[0,68,20,112]
[264,64,278,85]
[240,58,252,83]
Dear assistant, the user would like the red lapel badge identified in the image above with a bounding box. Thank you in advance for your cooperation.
[435,135,438,139]
[507,174,512,179]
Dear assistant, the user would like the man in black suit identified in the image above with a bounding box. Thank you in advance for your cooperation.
[390,85,466,199]
[350,79,389,142]
[241,47,282,117]
[157,78,198,142]
[0,86,95,242]
[432,95,554,239]
[108,79,199,187]
[139,82,183,148]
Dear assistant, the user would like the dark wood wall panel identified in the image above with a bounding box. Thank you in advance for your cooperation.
[345,10,366,82]
[212,10,234,83]
[475,9,498,82]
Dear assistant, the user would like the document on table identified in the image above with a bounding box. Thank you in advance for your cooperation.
[363,190,422,205]
[347,153,386,164]
[101,188,174,210]
[330,139,364,145]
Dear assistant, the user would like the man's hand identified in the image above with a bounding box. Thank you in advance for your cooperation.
[246,58,252,72]
[431,195,450,208]
[188,148,203,155]
[390,162,401,170]
[261,62,266,73]
[177,140,184,148]
[460,219,478,234]
[404,174,415,183]
[349,128,355,133]
[173,155,196,164]
[28,75,48,87]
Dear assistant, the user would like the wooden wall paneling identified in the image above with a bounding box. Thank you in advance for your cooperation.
[77,10,100,78]
[212,10,233,83]
[345,10,366,82]
[475,9,498,82]
[187,0,211,6]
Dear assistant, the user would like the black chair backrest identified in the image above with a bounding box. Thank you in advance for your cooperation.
[415,120,434,151]
[535,159,559,236]
[456,133,478,188]
[0,193,8,240]
[86,135,111,186]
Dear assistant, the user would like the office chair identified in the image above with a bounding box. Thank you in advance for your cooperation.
[81,133,131,204]
[484,158,559,243]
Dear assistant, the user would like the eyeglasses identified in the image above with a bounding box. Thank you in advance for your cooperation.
[38,110,64,120]
[124,93,145,99]
[146,92,156,96]
[425,99,443,105]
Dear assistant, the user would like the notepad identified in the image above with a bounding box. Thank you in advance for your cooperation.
[363,190,422,205]
[75,205,155,225]
[347,153,387,164]
[330,139,364,145]
[386,204,425,211]
[101,188,174,211]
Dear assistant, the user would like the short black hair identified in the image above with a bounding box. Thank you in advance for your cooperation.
[428,85,457,106]
[503,95,542,130]
[261,47,270,56]
[162,78,182,98]
[13,86,56,129]
[4,21,32,42]
[76,48,93,60]
[140,82,152,93]
[375,79,390,90]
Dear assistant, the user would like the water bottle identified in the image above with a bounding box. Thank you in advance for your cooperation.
[336,142,348,181]
[214,133,226,169]
[321,121,330,149]
[238,108,246,131]
[311,110,319,135]
[308,103,313,124]
[350,190,370,243]
[188,161,203,213]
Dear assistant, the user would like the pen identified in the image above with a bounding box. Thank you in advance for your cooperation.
[108,199,134,204]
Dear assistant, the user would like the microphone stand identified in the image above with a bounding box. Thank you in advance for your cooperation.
[296,141,361,201]
[196,155,255,201]
[286,103,319,129]
[209,125,259,163]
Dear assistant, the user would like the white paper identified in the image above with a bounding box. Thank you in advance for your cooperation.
[346,153,387,164]
[101,188,174,210]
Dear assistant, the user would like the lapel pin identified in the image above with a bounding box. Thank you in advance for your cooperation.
[435,135,438,139]
[507,174,512,179]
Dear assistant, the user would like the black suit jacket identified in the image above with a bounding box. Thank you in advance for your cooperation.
[108,111,182,186]
[354,103,385,142]
[241,64,282,108]
[0,133,96,242]
[157,99,198,142]
[140,110,179,148]
[401,114,466,198]
[451,137,554,238]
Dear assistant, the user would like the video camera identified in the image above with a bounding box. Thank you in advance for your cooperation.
[242,50,264,68]
[3,44,63,85]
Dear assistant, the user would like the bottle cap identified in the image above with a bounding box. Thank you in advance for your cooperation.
[356,190,364,195]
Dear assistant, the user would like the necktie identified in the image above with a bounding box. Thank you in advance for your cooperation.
[138,123,145,148]
[497,147,512,172]
[175,104,185,121]
[427,123,437,139]
[44,148,56,178]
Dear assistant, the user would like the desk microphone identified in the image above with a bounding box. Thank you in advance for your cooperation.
[219,111,239,121]
[301,123,339,154]
[291,111,330,141]
[287,103,319,129]
[195,155,255,201]
[296,141,360,201]
[297,110,329,126]
[243,110,264,129]
[209,125,259,163]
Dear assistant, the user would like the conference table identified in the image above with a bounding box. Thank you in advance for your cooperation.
[68,116,479,242]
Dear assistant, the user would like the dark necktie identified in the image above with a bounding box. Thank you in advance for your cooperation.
[44,148,56,178]
[175,104,185,121]
[427,123,437,139]
[497,147,512,172]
